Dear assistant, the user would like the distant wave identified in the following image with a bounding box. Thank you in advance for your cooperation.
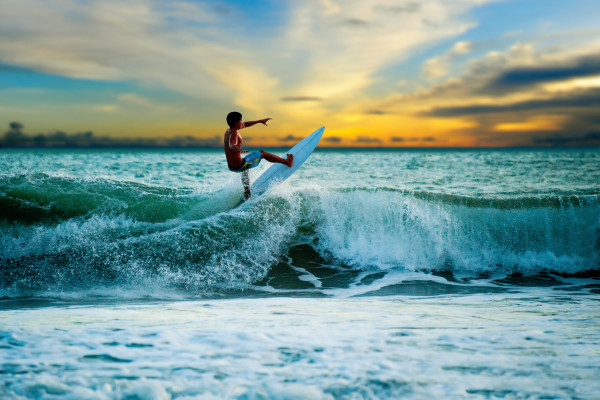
[0,173,233,224]
[1,174,599,297]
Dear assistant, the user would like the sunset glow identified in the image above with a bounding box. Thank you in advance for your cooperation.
[1,0,600,147]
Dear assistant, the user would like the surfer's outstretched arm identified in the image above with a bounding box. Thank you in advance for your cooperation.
[244,118,272,128]
[260,151,293,167]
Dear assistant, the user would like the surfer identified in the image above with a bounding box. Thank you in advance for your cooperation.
[224,111,293,199]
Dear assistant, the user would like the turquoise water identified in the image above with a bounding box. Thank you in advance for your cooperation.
[1,148,599,398]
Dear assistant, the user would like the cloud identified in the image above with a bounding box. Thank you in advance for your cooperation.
[0,0,502,125]
[9,122,23,130]
[1,122,221,147]
[365,110,389,115]
[164,135,221,147]
[209,3,240,17]
[281,96,322,102]
[12,0,599,147]
[0,1,493,100]
[88,93,179,114]
[359,39,600,146]
[91,104,119,113]
[341,18,369,27]
[278,134,303,141]
[323,136,342,143]
[482,54,600,94]
[279,0,496,108]
[117,93,179,113]
[423,41,473,79]
[426,88,600,116]
[118,94,155,107]
[396,136,437,143]
[533,131,600,145]
[374,3,421,14]
[354,135,381,143]
[414,42,600,103]
[494,115,567,132]
[0,0,249,108]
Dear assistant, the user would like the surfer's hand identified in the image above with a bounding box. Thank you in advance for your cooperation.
[261,118,272,126]
[241,150,248,154]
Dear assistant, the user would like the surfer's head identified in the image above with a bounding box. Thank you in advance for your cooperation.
[227,112,243,129]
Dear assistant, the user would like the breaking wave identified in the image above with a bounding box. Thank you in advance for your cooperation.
[1,174,599,298]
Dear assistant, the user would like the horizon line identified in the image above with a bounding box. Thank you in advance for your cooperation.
[1,144,599,150]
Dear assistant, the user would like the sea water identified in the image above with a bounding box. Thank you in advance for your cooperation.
[1,148,599,399]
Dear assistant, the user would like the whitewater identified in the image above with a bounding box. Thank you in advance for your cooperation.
[1,148,599,399]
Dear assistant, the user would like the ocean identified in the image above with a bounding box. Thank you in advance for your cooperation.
[1,148,599,399]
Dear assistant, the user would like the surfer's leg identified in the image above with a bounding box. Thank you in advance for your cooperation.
[260,151,293,167]
[241,170,251,199]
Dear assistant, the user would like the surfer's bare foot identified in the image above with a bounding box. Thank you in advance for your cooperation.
[285,154,293,167]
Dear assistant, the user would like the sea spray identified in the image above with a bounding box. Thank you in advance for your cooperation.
[307,188,599,273]
[1,187,303,294]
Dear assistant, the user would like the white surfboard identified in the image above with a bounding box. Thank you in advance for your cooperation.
[251,126,324,197]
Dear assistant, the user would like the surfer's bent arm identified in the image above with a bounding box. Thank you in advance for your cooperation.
[228,132,243,152]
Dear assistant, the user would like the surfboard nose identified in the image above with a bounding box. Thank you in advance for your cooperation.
[250,126,324,197]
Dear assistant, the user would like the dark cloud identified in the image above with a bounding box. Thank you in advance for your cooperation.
[354,135,382,143]
[1,123,222,148]
[324,136,342,143]
[163,135,221,147]
[375,3,420,13]
[483,54,600,94]
[426,88,600,117]
[278,134,303,142]
[341,18,369,27]
[210,4,238,16]
[422,19,439,28]
[281,96,322,102]
[401,137,435,142]
[366,110,389,115]
[533,131,600,145]
[10,122,23,130]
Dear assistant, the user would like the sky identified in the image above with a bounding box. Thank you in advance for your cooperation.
[1,0,600,147]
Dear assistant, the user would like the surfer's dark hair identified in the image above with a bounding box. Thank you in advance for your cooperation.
[226,111,242,128]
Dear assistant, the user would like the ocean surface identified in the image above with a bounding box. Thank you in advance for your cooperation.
[1,147,599,399]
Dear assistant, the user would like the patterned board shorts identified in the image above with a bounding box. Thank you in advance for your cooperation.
[229,151,262,172]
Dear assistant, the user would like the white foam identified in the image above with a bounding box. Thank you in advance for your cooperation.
[1,295,599,399]
[305,188,600,274]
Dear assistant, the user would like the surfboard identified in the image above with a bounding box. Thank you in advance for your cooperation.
[250,126,324,198]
